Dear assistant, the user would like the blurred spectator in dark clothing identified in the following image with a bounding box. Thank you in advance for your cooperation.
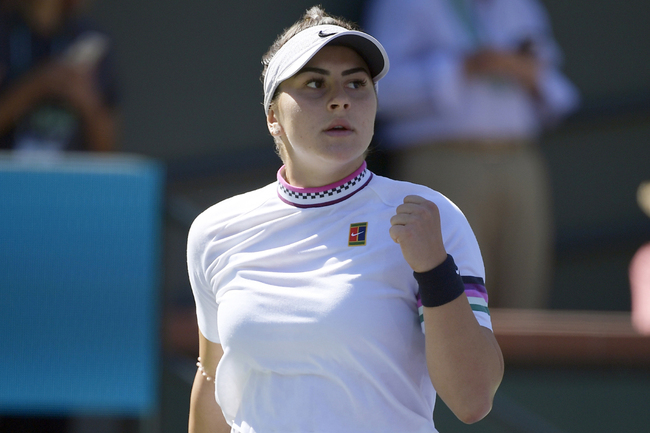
[0,0,119,153]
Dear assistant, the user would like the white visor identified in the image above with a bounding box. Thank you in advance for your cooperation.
[263,24,389,115]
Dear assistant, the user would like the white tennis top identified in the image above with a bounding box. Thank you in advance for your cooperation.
[188,162,491,433]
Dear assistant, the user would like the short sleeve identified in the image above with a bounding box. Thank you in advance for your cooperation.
[441,197,493,331]
[417,190,493,332]
[187,214,221,344]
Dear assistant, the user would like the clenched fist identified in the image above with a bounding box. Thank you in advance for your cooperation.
[389,195,448,273]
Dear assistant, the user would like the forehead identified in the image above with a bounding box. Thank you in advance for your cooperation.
[302,45,370,73]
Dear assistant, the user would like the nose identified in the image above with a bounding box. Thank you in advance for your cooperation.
[328,86,350,111]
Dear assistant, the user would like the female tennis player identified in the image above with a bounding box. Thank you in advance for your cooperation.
[188,6,503,433]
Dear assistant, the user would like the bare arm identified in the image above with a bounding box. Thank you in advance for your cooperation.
[0,60,117,151]
[189,330,231,433]
[422,297,503,423]
[464,49,542,99]
[68,70,117,152]
[0,66,51,136]
[390,195,504,424]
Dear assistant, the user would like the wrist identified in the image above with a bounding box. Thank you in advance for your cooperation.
[414,254,465,307]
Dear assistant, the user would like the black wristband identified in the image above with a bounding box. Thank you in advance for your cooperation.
[414,254,465,307]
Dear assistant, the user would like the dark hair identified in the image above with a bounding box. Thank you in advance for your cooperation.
[260,6,358,89]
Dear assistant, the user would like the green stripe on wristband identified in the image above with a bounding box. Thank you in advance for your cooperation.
[471,304,490,315]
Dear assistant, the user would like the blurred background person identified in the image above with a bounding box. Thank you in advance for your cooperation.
[0,1,119,431]
[631,181,650,335]
[363,0,580,308]
[0,0,119,153]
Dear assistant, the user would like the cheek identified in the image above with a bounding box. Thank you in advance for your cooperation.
[359,98,378,133]
[283,109,315,143]
[276,99,305,133]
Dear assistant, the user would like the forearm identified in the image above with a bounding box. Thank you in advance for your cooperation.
[464,50,542,99]
[78,104,117,152]
[0,75,47,136]
[189,372,231,433]
[389,197,503,422]
[423,294,503,424]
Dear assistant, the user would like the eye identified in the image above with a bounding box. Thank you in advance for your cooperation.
[306,78,325,89]
[347,79,369,89]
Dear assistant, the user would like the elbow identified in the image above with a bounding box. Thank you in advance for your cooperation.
[450,389,496,425]
[456,399,493,424]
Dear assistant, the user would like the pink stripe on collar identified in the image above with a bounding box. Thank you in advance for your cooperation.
[277,162,372,208]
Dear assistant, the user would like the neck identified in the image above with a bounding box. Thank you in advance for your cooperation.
[282,157,366,188]
[276,162,371,208]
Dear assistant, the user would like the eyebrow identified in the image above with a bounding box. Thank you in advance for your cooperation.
[342,67,371,77]
[296,66,371,77]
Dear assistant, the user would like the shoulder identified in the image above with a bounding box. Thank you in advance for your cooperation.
[188,182,277,246]
[367,174,463,217]
[369,173,482,273]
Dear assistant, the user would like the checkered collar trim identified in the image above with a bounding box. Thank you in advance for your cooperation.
[277,162,373,208]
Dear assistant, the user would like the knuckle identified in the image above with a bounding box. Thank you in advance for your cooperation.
[423,200,439,214]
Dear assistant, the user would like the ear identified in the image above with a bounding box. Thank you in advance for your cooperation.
[267,106,283,137]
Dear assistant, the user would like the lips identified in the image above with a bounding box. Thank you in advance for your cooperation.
[324,119,353,133]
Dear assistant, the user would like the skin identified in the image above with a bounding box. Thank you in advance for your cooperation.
[464,48,541,98]
[390,194,504,423]
[267,45,377,188]
[188,332,230,433]
[189,44,504,433]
